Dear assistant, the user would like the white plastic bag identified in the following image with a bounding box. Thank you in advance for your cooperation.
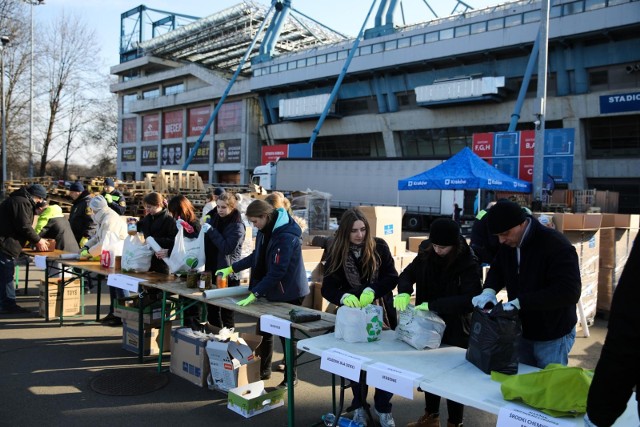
[121,234,153,273]
[165,221,205,275]
[396,306,447,349]
[101,231,124,268]
[335,305,383,343]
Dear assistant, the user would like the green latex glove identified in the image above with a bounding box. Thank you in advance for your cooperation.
[104,193,113,203]
[342,293,360,308]
[80,249,90,258]
[359,290,375,307]
[215,266,234,278]
[393,293,411,311]
[79,237,88,248]
[237,293,257,307]
[415,302,430,311]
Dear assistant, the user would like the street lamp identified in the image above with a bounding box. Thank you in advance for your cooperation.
[1,35,10,200]
[26,0,45,178]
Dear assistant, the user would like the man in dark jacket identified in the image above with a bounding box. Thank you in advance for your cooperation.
[101,178,126,215]
[472,200,581,369]
[0,185,50,314]
[469,201,498,264]
[68,181,95,246]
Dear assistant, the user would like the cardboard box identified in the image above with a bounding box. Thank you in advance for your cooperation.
[613,214,640,229]
[114,298,174,326]
[301,282,314,308]
[121,319,171,356]
[408,236,428,253]
[38,279,81,320]
[301,245,325,263]
[227,381,285,418]
[358,206,403,251]
[206,330,262,392]
[552,213,601,232]
[170,327,211,387]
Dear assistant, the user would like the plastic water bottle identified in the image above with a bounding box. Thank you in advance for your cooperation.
[322,413,336,426]
[321,413,364,427]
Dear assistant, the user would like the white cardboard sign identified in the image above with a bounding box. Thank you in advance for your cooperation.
[260,314,291,339]
[497,403,576,427]
[320,348,370,382]
[107,274,146,292]
[366,362,421,399]
[34,255,47,269]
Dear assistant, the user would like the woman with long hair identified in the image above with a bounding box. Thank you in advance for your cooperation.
[204,192,245,328]
[395,218,482,427]
[137,192,177,275]
[321,207,398,427]
[217,199,308,388]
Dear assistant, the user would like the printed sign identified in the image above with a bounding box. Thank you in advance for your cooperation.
[163,110,183,139]
[142,114,159,141]
[260,314,291,339]
[216,139,241,163]
[497,403,575,427]
[121,147,136,162]
[161,144,183,166]
[261,144,289,165]
[472,132,494,159]
[366,362,421,399]
[216,101,242,133]
[107,274,147,293]
[141,146,158,167]
[188,105,211,137]
[122,118,137,143]
[186,141,210,164]
[320,348,370,382]
[599,91,640,114]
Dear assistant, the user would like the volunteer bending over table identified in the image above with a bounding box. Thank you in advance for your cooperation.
[321,207,398,427]
[395,218,482,427]
[137,192,177,276]
[216,199,308,388]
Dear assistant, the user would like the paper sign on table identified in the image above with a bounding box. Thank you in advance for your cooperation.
[320,348,370,382]
[260,314,291,339]
[497,403,576,427]
[366,362,422,399]
[107,274,147,292]
[34,255,47,269]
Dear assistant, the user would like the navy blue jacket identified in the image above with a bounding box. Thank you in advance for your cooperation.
[232,208,308,302]
[204,210,245,282]
[484,217,581,341]
[68,190,95,244]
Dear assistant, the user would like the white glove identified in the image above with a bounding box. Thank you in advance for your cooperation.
[472,288,498,309]
[202,223,212,233]
[503,298,520,311]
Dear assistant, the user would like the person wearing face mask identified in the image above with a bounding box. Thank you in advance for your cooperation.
[68,181,95,247]
[136,192,177,275]
[321,207,399,427]
[202,192,245,328]
[395,218,482,427]
[0,184,50,314]
[80,195,129,326]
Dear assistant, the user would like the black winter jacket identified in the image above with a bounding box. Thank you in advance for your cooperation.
[398,237,482,348]
[39,217,80,252]
[484,217,581,341]
[204,210,245,283]
[69,191,95,243]
[137,209,177,274]
[0,188,41,258]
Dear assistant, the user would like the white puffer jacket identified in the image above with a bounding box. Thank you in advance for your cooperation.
[86,208,128,257]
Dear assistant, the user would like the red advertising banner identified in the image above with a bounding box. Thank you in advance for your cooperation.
[519,156,534,182]
[163,110,183,139]
[142,114,159,141]
[261,144,289,164]
[188,106,211,137]
[122,118,137,143]
[472,132,494,161]
[519,130,535,157]
[216,101,242,133]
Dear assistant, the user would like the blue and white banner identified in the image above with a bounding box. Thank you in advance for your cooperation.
[600,92,640,114]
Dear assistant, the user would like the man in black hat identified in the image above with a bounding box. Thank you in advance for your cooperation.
[472,200,581,369]
[101,178,126,215]
[0,184,50,314]
[68,181,95,246]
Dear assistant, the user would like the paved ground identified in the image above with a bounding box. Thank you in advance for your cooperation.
[0,267,608,427]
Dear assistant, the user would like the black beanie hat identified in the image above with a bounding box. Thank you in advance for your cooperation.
[487,200,527,234]
[429,218,460,246]
[27,184,47,200]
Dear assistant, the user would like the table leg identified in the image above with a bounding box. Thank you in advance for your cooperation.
[138,288,145,364]
[157,290,168,373]
[44,259,50,322]
[285,333,295,427]
[59,266,65,327]
[95,276,102,322]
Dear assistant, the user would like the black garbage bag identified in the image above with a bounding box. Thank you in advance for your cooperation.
[466,302,522,375]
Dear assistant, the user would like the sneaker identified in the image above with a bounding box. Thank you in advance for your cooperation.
[0,305,30,314]
[100,313,117,323]
[260,371,272,380]
[353,408,368,427]
[374,408,396,427]
[277,378,298,389]
[104,317,123,327]
[276,359,285,372]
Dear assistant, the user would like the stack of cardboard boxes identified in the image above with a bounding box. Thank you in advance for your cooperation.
[38,279,81,320]
[115,297,172,356]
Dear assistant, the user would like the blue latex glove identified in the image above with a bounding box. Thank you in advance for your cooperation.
[503,299,520,311]
[202,223,212,233]
[415,302,430,311]
[104,193,113,204]
[359,290,375,307]
[342,294,360,308]
[393,293,411,311]
[237,293,257,306]
[471,289,498,309]
[215,266,233,278]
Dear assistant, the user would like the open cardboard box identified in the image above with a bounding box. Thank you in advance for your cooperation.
[227,380,285,418]
[206,326,262,393]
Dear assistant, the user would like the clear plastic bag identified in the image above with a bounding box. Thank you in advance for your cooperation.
[335,305,383,343]
[396,306,447,349]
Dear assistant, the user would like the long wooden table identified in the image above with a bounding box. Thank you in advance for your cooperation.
[141,279,336,427]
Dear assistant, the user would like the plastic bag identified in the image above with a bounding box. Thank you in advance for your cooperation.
[121,233,153,273]
[165,221,206,275]
[466,303,522,375]
[396,306,447,349]
[101,231,124,268]
[335,305,383,343]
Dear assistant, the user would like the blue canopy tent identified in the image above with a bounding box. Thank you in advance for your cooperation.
[397,147,531,211]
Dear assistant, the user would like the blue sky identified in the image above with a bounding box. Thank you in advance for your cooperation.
[35,0,500,72]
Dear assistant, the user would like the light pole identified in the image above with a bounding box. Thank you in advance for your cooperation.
[1,36,10,200]
[26,0,45,178]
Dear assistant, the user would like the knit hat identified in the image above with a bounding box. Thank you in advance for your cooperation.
[89,195,108,212]
[487,200,527,234]
[69,181,84,192]
[104,178,115,187]
[27,184,47,200]
[213,187,225,197]
[429,218,460,246]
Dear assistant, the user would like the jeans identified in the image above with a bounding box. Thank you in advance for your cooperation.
[351,382,393,413]
[0,252,16,309]
[518,328,576,369]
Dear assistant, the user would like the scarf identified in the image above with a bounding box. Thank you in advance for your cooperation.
[344,244,378,289]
